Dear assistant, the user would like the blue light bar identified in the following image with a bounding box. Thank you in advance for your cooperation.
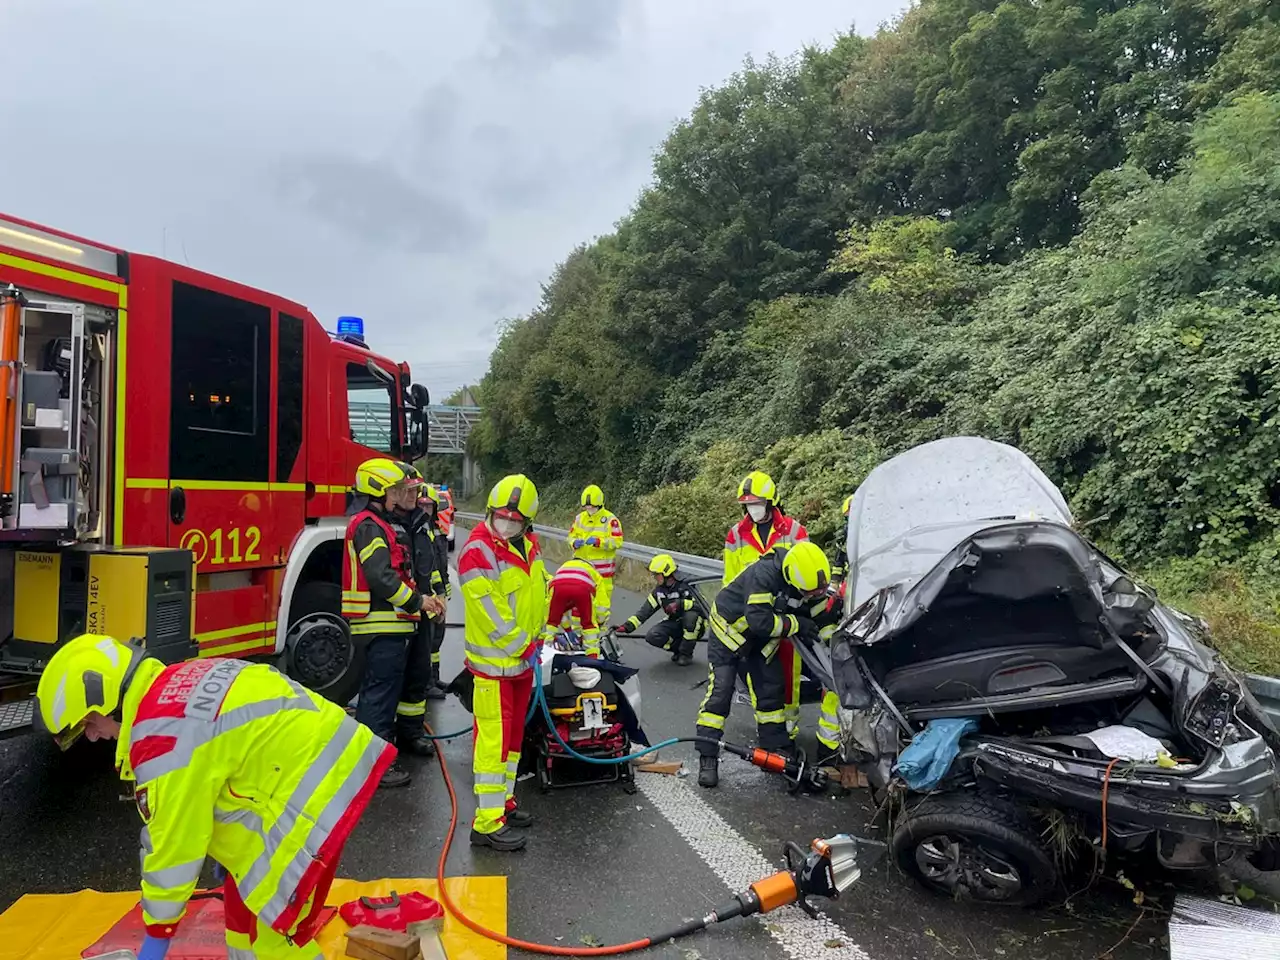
[336,316,365,338]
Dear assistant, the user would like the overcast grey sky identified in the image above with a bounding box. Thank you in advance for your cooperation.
[0,0,906,400]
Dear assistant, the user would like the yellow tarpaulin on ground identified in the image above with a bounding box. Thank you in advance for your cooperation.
[0,877,506,960]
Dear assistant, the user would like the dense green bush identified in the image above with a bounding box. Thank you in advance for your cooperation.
[472,1,1280,670]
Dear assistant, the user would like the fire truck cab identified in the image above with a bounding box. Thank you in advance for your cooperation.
[0,212,430,735]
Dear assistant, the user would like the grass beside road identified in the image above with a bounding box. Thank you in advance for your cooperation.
[1142,559,1280,678]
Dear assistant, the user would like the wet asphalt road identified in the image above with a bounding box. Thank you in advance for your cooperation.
[0,575,1168,960]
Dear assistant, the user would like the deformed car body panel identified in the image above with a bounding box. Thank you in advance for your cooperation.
[821,436,1280,848]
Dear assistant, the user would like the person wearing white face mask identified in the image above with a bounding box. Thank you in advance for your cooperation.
[458,474,549,851]
[723,471,810,741]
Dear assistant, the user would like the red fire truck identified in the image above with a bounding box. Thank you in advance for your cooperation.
[0,211,430,735]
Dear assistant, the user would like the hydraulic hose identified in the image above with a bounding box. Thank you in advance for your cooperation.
[530,658,720,764]
[427,720,720,955]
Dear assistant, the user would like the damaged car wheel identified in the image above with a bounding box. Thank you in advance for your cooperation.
[892,794,1058,907]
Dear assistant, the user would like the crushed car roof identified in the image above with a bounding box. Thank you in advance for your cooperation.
[845,436,1075,608]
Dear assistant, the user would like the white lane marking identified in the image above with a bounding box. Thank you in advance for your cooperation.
[636,772,870,960]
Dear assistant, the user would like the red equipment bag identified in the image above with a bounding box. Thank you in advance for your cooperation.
[338,890,444,932]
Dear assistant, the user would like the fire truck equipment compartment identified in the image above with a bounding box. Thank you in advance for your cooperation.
[12,545,196,662]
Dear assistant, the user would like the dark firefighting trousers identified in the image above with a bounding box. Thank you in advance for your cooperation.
[695,631,789,758]
[396,619,434,740]
[355,632,409,744]
[429,616,446,688]
[646,611,704,659]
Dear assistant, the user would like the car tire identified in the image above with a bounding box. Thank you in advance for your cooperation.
[892,793,1058,907]
[284,581,366,707]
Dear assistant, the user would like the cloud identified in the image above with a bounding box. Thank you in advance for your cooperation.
[0,0,908,400]
[483,0,626,63]
[274,155,484,253]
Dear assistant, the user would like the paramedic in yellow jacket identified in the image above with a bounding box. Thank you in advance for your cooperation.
[459,473,549,852]
[568,483,623,622]
[723,470,810,740]
[34,634,393,960]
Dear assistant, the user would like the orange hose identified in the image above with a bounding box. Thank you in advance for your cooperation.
[428,724,658,956]
[1100,758,1120,852]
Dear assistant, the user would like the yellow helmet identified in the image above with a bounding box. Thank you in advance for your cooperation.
[648,553,678,578]
[581,484,605,508]
[781,542,831,594]
[35,634,140,750]
[420,482,442,506]
[737,470,777,505]
[842,494,853,517]
[355,458,415,497]
[487,473,540,521]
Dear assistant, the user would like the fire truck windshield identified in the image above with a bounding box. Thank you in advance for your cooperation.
[346,362,401,454]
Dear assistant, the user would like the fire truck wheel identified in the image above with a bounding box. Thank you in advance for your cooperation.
[285,581,366,707]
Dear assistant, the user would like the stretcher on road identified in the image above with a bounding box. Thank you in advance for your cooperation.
[525,628,645,793]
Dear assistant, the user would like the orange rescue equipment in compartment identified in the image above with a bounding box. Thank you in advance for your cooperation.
[0,284,23,517]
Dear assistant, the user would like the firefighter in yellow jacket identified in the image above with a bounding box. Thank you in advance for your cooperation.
[568,484,623,623]
[35,634,393,960]
[459,474,549,852]
[343,458,445,789]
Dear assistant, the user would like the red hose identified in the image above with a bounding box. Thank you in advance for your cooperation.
[428,725,658,956]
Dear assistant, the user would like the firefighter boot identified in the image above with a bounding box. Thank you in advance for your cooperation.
[426,662,447,700]
[398,733,437,757]
[506,809,534,828]
[470,824,528,852]
[380,760,412,789]
[675,638,696,668]
[698,755,719,789]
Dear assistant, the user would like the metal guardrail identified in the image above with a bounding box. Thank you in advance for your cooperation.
[348,401,482,456]
[455,512,725,580]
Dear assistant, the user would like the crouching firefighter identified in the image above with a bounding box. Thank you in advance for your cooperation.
[616,553,706,666]
[545,556,605,657]
[460,474,549,852]
[35,634,394,960]
[344,458,445,789]
[696,541,831,788]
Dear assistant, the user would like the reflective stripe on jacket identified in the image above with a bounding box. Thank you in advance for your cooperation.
[342,509,423,635]
[546,558,604,634]
[459,525,549,679]
[722,510,808,586]
[568,510,623,578]
[117,657,393,940]
[409,506,447,598]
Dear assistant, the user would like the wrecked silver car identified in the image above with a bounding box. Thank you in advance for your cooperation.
[799,437,1280,906]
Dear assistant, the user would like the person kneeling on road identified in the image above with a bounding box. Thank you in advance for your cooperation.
[35,634,394,960]
[616,553,705,666]
[460,473,549,852]
[695,541,831,788]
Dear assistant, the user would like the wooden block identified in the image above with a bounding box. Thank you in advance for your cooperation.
[635,760,684,775]
[837,766,869,789]
[345,923,422,960]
